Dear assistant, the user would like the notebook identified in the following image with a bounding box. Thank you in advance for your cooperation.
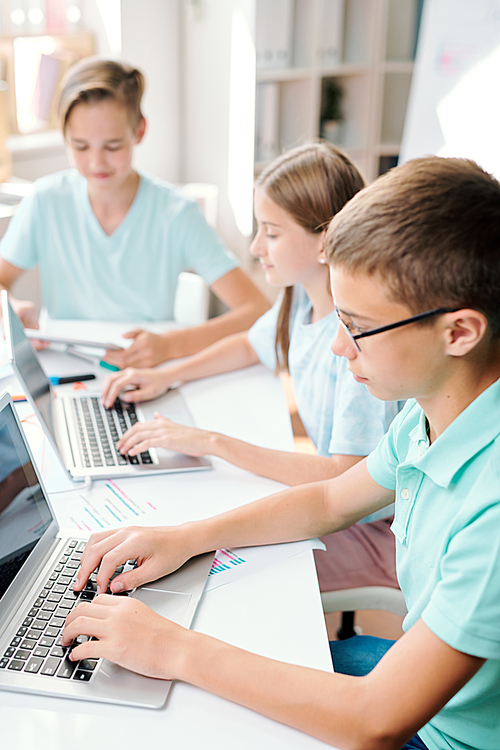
[2,291,211,481]
[0,392,213,707]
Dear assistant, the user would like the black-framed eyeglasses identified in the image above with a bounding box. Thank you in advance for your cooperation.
[335,306,461,351]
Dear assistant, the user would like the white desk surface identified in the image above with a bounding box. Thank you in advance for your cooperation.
[0,328,335,750]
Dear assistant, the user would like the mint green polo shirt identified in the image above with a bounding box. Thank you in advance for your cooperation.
[0,170,238,320]
[367,379,500,750]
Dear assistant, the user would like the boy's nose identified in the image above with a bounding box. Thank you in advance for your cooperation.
[90,150,107,170]
[331,326,357,360]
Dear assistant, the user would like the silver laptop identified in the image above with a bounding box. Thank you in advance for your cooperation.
[0,392,213,708]
[2,291,211,481]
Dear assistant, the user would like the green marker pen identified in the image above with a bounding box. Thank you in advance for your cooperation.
[99,361,120,372]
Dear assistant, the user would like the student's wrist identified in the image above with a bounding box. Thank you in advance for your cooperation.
[207,431,232,460]
[158,328,192,361]
[173,629,219,685]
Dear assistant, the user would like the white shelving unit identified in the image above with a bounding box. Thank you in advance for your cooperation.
[255,0,423,182]
[180,0,422,300]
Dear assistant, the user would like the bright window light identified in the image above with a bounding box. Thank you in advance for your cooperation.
[13,36,57,133]
[228,8,255,238]
[66,6,82,24]
[10,9,26,26]
[437,43,500,179]
[28,8,44,25]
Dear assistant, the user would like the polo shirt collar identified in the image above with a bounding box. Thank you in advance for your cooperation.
[408,377,500,488]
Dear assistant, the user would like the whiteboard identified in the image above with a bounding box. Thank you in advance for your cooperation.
[399,0,500,178]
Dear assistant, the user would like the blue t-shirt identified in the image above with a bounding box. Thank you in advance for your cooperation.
[248,287,401,521]
[367,382,500,750]
[0,170,238,320]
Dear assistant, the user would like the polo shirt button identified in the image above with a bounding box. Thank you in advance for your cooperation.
[401,489,411,500]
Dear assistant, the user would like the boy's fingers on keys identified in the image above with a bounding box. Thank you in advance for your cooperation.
[107,564,153,593]
[68,639,103,662]
[74,531,117,590]
[63,597,119,645]
[75,530,128,592]
[62,610,104,646]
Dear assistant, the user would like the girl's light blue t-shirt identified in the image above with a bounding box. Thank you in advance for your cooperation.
[248,287,401,523]
[0,169,238,320]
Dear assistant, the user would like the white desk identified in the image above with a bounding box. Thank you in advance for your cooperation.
[0,336,335,750]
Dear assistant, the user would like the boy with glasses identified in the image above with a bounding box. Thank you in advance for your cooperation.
[64,156,500,750]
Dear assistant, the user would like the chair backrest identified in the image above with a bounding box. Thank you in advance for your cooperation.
[173,182,219,325]
[173,271,210,326]
[321,586,407,618]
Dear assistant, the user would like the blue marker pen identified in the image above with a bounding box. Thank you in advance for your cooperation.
[49,374,96,385]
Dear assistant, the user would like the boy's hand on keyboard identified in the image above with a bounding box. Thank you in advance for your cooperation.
[62,594,191,680]
[73,525,194,595]
[101,368,170,408]
[117,412,211,458]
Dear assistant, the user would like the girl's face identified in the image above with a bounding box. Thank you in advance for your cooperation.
[250,188,325,288]
[65,99,145,193]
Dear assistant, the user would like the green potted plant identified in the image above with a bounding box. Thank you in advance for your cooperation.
[320,79,343,143]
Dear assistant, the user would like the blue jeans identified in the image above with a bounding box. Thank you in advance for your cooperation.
[329,636,429,750]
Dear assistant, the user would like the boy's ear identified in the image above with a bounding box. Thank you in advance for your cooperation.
[135,117,147,144]
[445,309,489,357]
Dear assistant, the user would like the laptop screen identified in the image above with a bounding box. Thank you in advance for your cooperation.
[2,292,56,441]
[0,399,53,601]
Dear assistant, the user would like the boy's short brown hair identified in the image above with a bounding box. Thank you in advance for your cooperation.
[324,156,500,335]
[58,58,145,135]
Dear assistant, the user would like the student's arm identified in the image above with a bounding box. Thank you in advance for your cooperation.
[103,268,271,368]
[63,610,483,750]
[64,463,482,748]
[116,415,363,485]
[101,331,259,407]
[73,460,391,595]
[0,258,38,328]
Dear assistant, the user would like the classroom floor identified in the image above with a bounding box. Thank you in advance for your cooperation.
[280,373,404,643]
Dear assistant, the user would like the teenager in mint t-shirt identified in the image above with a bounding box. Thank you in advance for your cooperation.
[0,58,269,368]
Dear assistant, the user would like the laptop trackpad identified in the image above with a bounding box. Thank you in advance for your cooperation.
[133,588,192,626]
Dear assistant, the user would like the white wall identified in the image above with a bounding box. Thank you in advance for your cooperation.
[120,0,181,183]
[181,0,256,264]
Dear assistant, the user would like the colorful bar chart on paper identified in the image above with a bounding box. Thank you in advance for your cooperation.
[209,548,247,576]
[204,539,327,593]
[56,480,157,533]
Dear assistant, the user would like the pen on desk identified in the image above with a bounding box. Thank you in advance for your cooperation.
[66,346,98,364]
[66,346,120,372]
[99,360,120,372]
[49,374,97,385]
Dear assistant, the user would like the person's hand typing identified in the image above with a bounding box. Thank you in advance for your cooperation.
[101,367,171,408]
[117,412,212,458]
[72,525,194,595]
[62,594,192,680]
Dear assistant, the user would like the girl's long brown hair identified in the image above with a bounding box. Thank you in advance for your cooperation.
[255,143,365,371]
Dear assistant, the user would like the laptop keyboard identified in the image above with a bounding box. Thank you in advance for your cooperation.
[72,397,154,469]
[0,540,136,681]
